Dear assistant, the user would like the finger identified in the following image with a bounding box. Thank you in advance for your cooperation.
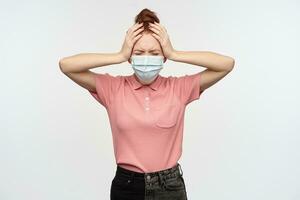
[154,22,163,27]
[134,24,144,33]
[132,22,142,28]
[153,22,166,33]
[132,33,143,43]
[130,26,144,37]
[133,22,144,31]
[151,22,163,30]
[130,25,143,36]
[131,26,144,38]
[128,22,143,35]
[149,26,161,36]
[161,25,168,33]
[151,32,161,43]
[149,22,161,30]
[149,23,165,35]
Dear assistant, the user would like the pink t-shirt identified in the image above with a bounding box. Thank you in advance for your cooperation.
[88,72,204,173]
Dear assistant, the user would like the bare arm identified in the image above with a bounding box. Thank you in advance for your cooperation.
[147,22,234,92]
[58,22,144,94]
[59,52,125,73]
[59,52,125,93]
[169,50,235,91]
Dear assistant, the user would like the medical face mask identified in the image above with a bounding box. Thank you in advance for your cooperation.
[131,55,164,84]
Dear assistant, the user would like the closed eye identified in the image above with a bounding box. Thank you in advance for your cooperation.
[134,53,159,55]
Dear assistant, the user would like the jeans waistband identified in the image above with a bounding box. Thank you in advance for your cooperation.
[115,163,183,179]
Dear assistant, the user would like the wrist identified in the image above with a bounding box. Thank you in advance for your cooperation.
[116,52,127,63]
[168,50,178,61]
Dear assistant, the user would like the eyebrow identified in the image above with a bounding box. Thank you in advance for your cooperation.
[134,49,160,52]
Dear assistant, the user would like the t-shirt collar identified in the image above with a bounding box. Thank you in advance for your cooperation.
[127,73,162,91]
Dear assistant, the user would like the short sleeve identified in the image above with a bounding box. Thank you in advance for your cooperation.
[174,72,204,105]
[88,73,122,108]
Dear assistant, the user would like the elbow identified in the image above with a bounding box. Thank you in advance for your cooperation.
[59,58,69,73]
[226,57,235,71]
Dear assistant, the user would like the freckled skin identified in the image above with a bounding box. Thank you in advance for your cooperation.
[129,32,167,85]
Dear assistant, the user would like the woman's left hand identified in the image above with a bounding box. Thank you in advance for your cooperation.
[149,21,176,59]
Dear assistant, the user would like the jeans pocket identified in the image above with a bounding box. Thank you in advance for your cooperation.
[112,175,133,189]
[164,175,185,191]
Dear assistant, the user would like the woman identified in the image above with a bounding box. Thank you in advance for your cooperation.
[59,8,235,200]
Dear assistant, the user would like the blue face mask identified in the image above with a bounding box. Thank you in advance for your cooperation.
[131,55,164,84]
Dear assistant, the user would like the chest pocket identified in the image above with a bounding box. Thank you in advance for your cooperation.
[153,104,181,128]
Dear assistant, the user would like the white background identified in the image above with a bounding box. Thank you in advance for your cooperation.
[1,0,300,199]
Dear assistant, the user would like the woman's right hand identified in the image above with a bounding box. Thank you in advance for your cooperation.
[118,22,144,62]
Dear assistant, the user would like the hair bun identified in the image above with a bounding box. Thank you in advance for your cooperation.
[134,8,160,32]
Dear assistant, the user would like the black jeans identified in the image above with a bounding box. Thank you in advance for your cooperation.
[110,162,188,200]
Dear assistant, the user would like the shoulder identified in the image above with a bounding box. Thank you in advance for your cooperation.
[95,72,124,79]
[94,72,125,82]
[94,73,124,91]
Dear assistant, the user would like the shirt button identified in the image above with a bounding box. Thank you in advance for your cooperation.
[145,97,149,100]
[147,175,151,180]
[145,107,150,111]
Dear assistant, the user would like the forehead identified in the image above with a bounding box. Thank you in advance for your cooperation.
[133,34,161,51]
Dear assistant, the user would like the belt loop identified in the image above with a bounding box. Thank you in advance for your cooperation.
[158,172,166,189]
[130,171,135,184]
